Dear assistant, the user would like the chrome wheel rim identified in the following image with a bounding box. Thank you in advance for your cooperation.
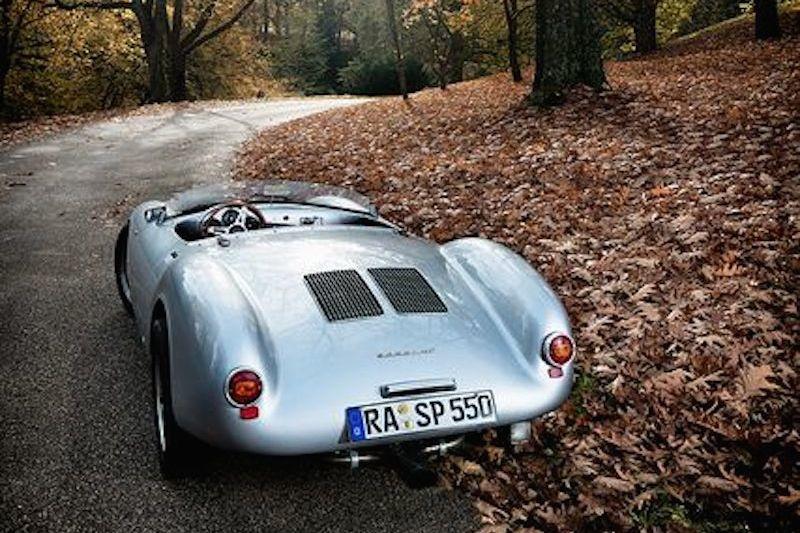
[154,358,166,453]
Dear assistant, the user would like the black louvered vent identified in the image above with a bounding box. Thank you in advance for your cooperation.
[368,268,448,314]
[305,270,383,322]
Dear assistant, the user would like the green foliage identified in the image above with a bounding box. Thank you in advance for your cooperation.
[657,0,702,42]
[404,0,472,88]
[599,1,678,58]
[677,0,742,35]
[189,26,271,100]
[631,493,761,532]
[571,371,597,416]
[459,0,535,77]
[339,53,428,94]
[267,3,338,94]
[337,0,428,94]
[314,0,352,91]
[598,0,758,58]
[600,17,636,59]
[270,36,329,93]
[631,493,693,530]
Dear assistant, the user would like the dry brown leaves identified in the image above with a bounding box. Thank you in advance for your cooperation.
[235,20,800,530]
[0,112,108,148]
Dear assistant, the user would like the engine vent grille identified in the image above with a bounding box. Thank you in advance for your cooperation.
[368,268,448,314]
[305,270,383,322]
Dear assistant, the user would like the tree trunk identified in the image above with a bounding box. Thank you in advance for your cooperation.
[449,31,465,83]
[384,0,408,99]
[436,53,448,89]
[133,3,167,104]
[0,9,9,114]
[633,0,657,54]
[143,38,167,103]
[168,53,188,101]
[280,3,288,37]
[261,0,269,42]
[0,64,8,115]
[165,0,188,102]
[531,0,606,106]
[503,0,522,82]
[421,12,449,90]
[754,0,780,40]
[0,42,9,114]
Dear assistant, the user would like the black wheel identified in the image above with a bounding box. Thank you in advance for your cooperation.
[114,223,134,317]
[151,316,198,478]
[388,443,439,489]
[495,425,514,450]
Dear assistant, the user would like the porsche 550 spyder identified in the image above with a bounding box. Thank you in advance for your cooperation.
[115,180,575,476]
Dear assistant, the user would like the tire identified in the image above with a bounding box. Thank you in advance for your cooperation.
[151,316,198,478]
[114,223,134,317]
[495,425,513,450]
[388,443,438,489]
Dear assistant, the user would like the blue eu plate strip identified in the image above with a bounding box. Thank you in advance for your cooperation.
[346,407,366,442]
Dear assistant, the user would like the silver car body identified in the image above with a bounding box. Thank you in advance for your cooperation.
[123,181,574,455]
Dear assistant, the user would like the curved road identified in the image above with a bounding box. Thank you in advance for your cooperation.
[0,100,477,532]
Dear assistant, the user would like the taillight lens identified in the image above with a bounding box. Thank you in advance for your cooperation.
[544,334,574,366]
[227,370,262,406]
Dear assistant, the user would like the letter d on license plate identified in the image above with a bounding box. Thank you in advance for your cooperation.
[346,390,495,442]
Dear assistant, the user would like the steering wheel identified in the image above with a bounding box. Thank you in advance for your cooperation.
[199,201,268,237]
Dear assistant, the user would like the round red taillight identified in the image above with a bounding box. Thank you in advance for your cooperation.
[227,370,262,406]
[544,334,574,366]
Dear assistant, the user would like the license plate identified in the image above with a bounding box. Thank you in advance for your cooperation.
[346,390,496,442]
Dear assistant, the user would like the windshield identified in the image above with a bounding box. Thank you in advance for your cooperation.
[165,180,377,217]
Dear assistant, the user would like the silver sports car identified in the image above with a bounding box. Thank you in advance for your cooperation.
[115,181,575,477]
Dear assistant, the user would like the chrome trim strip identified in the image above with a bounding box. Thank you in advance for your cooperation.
[380,378,457,398]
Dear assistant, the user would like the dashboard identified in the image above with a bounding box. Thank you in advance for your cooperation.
[172,202,392,241]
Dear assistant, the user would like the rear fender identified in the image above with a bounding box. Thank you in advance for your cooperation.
[152,254,278,442]
[441,238,573,370]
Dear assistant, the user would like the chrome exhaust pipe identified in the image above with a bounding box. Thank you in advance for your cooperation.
[326,449,380,469]
[328,435,464,468]
[422,436,464,456]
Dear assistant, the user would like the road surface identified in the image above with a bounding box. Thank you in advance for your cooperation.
[0,100,478,532]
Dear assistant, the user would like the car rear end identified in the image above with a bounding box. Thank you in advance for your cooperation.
[166,229,575,457]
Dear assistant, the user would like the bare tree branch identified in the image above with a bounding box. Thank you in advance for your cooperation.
[185,0,255,53]
[179,1,217,49]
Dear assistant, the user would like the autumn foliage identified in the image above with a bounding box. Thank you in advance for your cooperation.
[236,15,800,529]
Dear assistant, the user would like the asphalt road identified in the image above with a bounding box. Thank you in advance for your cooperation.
[0,100,478,533]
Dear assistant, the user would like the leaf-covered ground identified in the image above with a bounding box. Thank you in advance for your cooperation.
[236,13,800,530]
